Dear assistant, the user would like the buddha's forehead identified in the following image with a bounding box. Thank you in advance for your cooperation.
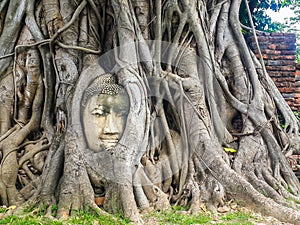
[86,92,130,111]
[98,92,128,102]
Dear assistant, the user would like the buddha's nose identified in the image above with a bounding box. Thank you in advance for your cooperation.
[103,113,119,134]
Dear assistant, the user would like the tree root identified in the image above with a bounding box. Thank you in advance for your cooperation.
[213,156,300,225]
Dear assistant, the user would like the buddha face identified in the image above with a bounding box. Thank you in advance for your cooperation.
[82,92,130,152]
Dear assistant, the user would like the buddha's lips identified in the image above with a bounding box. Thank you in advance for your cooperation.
[100,137,119,143]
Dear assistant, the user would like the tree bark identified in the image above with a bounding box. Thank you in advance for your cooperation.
[0,0,299,224]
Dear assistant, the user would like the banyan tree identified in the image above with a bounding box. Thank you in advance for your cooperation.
[0,0,300,224]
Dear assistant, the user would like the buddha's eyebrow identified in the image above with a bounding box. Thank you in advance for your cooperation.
[89,105,105,112]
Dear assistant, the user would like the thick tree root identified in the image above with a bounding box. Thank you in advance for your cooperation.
[212,156,300,225]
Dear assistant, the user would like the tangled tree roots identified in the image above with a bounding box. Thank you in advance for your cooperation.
[0,0,299,224]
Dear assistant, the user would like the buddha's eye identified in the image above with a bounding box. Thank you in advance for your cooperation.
[91,109,106,117]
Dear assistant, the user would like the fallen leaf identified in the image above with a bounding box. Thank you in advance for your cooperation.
[223,148,237,153]
[200,204,207,212]
[8,205,16,210]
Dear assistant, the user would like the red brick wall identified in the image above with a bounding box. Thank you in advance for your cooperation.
[246,33,299,113]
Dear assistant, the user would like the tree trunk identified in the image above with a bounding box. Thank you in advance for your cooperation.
[0,0,299,224]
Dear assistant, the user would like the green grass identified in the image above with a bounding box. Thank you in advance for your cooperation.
[0,207,262,225]
[219,211,256,224]
[0,208,6,214]
[142,207,259,225]
[0,215,62,225]
[0,210,129,225]
[144,210,211,224]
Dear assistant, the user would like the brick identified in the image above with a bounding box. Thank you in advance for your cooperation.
[265,66,278,71]
[261,49,282,54]
[282,65,296,71]
[265,60,296,66]
[281,50,296,55]
[270,37,285,42]
[282,60,297,66]
[285,55,296,60]
[276,44,296,50]
[250,43,269,50]
[282,71,296,76]
[276,82,295,88]
[269,55,296,60]
[268,44,277,50]
[271,33,295,38]
[275,78,295,82]
[270,32,285,36]
[285,33,296,37]
[278,87,295,93]
[268,71,295,77]
[266,60,282,66]
[268,72,283,77]
[265,65,295,71]
[256,36,269,42]
[285,36,297,43]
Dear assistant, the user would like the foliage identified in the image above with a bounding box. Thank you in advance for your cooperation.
[289,0,300,29]
[240,0,291,31]
[294,111,300,120]
[240,0,300,60]
[283,1,300,62]
[279,111,300,129]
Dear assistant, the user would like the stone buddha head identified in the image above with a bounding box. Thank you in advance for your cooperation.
[81,74,130,152]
